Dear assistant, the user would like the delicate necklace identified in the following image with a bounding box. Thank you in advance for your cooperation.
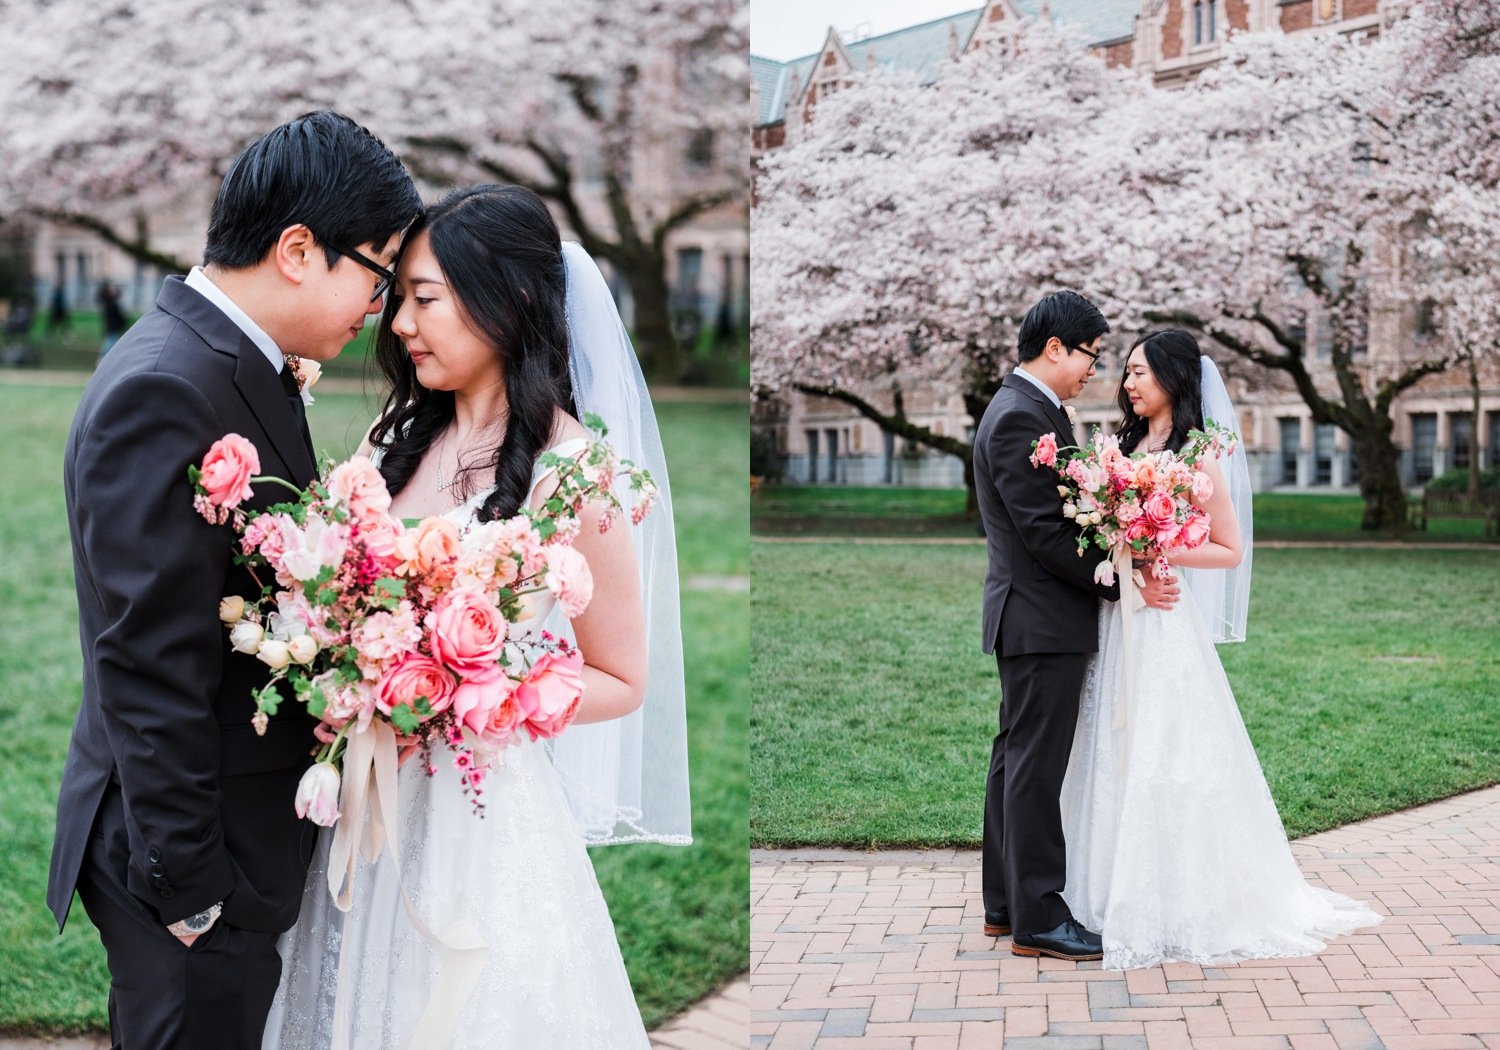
[434,418,503,495]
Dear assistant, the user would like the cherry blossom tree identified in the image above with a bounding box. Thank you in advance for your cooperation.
[752,21,1141,508]
[0,0,746,376]
[753,7,1500,530]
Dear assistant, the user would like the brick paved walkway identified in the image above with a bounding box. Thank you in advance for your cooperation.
[752,784,1500,1048]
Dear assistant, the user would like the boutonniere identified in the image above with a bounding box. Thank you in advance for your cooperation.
[1064,405,1078,426]
[284,355,321,405]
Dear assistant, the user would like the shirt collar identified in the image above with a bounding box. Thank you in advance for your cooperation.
[184,266,285,374]
[1014,366,1061,409]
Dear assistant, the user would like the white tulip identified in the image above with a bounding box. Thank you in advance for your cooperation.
[287,635,319,665]
[256,639,291,670]
[218,596,245,624]
[293,763,341,826]
[229,621,264,655]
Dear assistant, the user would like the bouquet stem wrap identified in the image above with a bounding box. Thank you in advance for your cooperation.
[327,723,489,1050]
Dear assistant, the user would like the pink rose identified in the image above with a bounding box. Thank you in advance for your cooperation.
[428,587,508,674]
[1115,500,1143,526]
[378,654,456,718]
[1142,490,1176,529]
[1191,470,1214,503]
[544,544,594,617]
[198,434,260,508]
[517,649,585,741]
[1125,518,1152,545]
[1177,510,1212,550]
[451,665,521,738]
[1029,432,1058,469]
[327,457,392,518]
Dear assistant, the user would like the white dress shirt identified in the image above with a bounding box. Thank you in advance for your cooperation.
[1014,365,1062,409]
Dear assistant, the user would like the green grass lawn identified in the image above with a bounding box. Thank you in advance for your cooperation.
[0,376,747,1034]
[750,539,1500,848]
[752,485,1497,542]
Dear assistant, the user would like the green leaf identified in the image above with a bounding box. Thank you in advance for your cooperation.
[375,578,407,599]
[391,704,420,735]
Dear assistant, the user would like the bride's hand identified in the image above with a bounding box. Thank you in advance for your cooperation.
[1138,569,1180,610]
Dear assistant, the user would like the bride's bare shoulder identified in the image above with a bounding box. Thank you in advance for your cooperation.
[551,408,589,445]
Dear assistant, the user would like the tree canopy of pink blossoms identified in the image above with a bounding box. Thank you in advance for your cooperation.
[752,10,1500,530]
[0,0,746,376]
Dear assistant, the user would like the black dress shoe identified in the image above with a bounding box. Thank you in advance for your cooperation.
[1011,918,1103,961]
[983,911,1012,936]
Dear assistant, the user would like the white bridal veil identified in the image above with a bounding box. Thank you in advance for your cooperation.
[1179,356,1253,643]
[544,241,691,846]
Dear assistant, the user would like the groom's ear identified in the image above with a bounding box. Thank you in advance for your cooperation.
[272,224,319,286]
[1042,336,1066,362]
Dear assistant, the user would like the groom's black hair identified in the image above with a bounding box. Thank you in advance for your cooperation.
[203,111,420,269]
[1016,290,1110,363]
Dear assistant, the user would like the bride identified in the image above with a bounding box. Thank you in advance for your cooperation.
[263,185,690,1047]
[1059,329,1380,971]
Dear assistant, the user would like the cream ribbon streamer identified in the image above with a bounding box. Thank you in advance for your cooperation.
[326,721,490,1050]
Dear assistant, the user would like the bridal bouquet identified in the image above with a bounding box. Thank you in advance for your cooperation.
[189,415,658,823]
[1030,421,1236,584]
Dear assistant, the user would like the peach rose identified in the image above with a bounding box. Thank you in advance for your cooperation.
[518,649,585,741]
[327,457,392,518]
[544,544,594,618]
[405,517,462,584]
[1132,458,1159,490]
[428,587,508,674]
[378,654,456,718]
[198,434,260,508]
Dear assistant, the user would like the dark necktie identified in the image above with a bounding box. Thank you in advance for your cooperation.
[278,364,316,467]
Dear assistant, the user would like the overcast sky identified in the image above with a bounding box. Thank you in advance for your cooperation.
[751,0,982,61]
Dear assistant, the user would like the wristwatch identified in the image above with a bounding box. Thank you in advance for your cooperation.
[166,901,223,938]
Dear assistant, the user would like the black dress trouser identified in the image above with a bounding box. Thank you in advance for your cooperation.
[982,650,1091,938]
[74,785,283,1050]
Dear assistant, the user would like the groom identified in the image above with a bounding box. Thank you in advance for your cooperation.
[973,290,1178,960]
[47,112,420,1048]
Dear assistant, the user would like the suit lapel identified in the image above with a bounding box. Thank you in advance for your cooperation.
[155,277,317,486]
[1003,372,1075,445]
[233,348,318,486]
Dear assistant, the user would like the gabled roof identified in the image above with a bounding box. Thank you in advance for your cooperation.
[752,1,1143,128]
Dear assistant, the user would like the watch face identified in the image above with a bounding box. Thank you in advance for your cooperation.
[184,913,213,933]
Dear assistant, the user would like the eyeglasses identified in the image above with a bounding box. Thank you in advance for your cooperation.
[1069,342,1102,364]
[331,245,396,302]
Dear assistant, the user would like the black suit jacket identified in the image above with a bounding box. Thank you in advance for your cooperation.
[48,277,319,934]
[974,372,1118,656]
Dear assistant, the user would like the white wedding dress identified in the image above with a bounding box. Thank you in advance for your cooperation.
[263,440,650,1049]
[1060,582,1381,971]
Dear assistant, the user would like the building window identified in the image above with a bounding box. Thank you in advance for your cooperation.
[1314,423,1335,485]
[1194,0,1205,45]
[805,429,819,482]
[1451,412,1472,471]
[1278,417,1300,486]
[1411,413,1437,484]
[1194,0,1216,45]
[1489,412,1500,469]
[823,427,839,482]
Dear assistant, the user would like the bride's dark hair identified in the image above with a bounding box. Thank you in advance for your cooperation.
[370,184,572,522]
[1115,328,1205,453]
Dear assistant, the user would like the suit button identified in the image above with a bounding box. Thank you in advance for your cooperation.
[147,847,162,863]
[150,864,165,877]
[160,888,176,899]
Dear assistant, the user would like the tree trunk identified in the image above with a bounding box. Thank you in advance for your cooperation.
[1350,423,1411,533]
[1468,353,1482,503]
[621,261,685,382]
